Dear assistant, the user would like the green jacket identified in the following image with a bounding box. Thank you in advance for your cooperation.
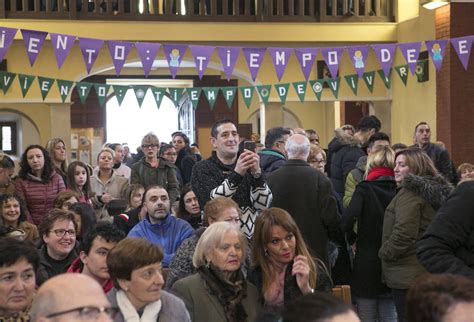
[343,155,366,208]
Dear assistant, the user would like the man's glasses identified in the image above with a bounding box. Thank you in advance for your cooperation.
[46,306,119,320]
[142,144,158,149]
[50,229,76,238]
[163,152,177,156]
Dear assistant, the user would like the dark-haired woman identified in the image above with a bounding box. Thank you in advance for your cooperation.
[176,184,202,229]
[172,132,197,185]
[0,151,15,196]
[0,193,39,242]
[15,145,66,225]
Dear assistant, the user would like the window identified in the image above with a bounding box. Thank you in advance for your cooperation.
[0,122,17,154]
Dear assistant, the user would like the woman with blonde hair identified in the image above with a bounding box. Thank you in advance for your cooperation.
[343,146,398,321]
[249,207,332,314]
[45,138,68,187]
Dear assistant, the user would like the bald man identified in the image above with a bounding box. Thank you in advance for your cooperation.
[30,274,115,322]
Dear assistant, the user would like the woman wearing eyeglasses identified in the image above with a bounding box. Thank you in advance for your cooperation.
[107,238,191,322]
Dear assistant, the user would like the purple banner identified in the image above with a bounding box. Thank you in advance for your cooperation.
[21,29,48,66]
[347,45,369,79]
[78,37,104,74]
[399,42,422,75]
[372,43,397,78]
[321,47,344,80]
[451,36,473,70]
[243,47,267,82]
[50,33,76,69]
[135,42,161,77]
[108,41,133,76]
[189,45,215,80]
[0,27,18,62]
[294,48,318,80]
[425,39,448,72]
[216,46,240,81]
[163,44,188,78]
[268,47,293,81]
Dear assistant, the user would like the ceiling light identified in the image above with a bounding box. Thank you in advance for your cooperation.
[421,0,449,10]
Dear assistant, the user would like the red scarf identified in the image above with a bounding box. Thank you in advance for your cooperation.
[366,166,394,181]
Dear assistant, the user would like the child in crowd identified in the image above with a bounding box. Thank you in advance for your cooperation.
[67,160,93,204]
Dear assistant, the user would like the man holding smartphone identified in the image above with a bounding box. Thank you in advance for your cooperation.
[191,119,272,239]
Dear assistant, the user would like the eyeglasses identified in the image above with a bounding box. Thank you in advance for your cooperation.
[46,306,119,320]
[308,159,326,164]
[50,229,76,238]
[142,144,158,149]
[163,152,177,156]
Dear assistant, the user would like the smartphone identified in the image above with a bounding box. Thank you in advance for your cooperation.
[243,140,256,153]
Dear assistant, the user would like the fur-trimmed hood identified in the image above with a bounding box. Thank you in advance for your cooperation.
[328,128,361,153]
[401,174,453,210]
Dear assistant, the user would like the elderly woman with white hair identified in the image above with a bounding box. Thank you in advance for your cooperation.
[172,222,260,322]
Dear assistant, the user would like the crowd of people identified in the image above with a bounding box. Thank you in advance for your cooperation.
[0,117,474,322]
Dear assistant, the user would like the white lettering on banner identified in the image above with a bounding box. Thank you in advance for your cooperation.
[28,38,40,53]
[278,86,286,96]
[275,51,285,65]
[98,87,106,96]
[56,35,68,50]
[196,56,206,70]
[399,67,408,77]
[0,30,5,48]
[329,81,337,91]
[381,49,391,62]
[153,90,162,101]
[458,40,468,54]
[302,53,311,67]
[79,86,87,96]
[59,85,69,96]
[406,49,417,63]
[244,88,252,98]
[114,46,125,60]
[350,77,356,88]
[225,90,233,100]
[3,76,11,87]
[226,49,231,67]
[249,53,260,68]
[85,49,96,64]
[296,84,304,94]
[207,91,216,100]
[41,81,49,91]
[365,75,373,85]
[328,51,338,65]
[191,90,198,100]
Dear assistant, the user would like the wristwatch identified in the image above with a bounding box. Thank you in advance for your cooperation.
[251,169,262,179]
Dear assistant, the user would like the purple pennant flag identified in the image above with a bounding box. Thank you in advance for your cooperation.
[294,48,318,80]
[163,44,188,78]
[242,47,267,81]
[372,43,396,78]
[268,47,293,81]
[108,41,133,76]
[321,47,345,80]
[216,46,240,81]
[21,29,48,66]
[425,39,448,72]
[0,27,18,62]
[399,42,422,75]
[50,33,76,69]
[78,37,104,74]
[135,42,161,77]
[189,45,215,80]
[451,36,473,70]
[347,46,369,79]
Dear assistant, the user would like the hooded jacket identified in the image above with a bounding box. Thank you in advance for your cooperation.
[343,155,367,208]
[258,148,286,178]
[379,174,453,289]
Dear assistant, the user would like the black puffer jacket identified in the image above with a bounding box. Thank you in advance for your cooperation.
[258,149,286,178]
[328,129,364,196]
[416,180,474,279]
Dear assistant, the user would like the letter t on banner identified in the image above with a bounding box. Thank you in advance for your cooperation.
[78,37,104,74]
[189,45,215,80]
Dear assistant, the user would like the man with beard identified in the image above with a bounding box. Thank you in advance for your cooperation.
[127,185,194,267]
[67,222,125,293]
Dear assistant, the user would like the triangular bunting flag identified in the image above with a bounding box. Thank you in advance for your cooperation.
[135,42,161,77]
[202,87,219,110]
[372,43,396,78]
[344,75,359,95]
[377,69,391,89]
[112,85,129,106]
[50,33,76,69]
[239,86,255,108]
[18,74,35,98]
[216,47,240,81]
[56,79,74,103]
[108,41,133,76]
[416,60,428,82]
[189,45,215,80]
[399,42,422,75]
[37,77,55,100]
[425,39,448,72]
[321,47,344,79]
[327,77,341,98]
[167,87,183,107]
[395,65,409,86]
[21,29,48,66]
[451,36,473,70]
[94,84,111,106]
[274,83,290,104]
[149,87,166,109]
[294,48,318,81]
[242,47,266,81]
[133,86,149,107]
[362,71,376,93]
[163,44,188,78]
[292,81,307,103]
[78,37,104,74]
[222,87,237,109]
[256,85,272,104]
[268,47,293,81]
[76,82,93,105]
[0,27,17,62]
[309,79,325,101]
[347,46,369,79]
[0,71,16,94]
[187,87,202,110]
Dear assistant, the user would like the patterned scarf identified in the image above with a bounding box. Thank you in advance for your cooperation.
[197,264,248,322]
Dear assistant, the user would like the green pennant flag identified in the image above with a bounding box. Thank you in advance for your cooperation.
[377,69,391,89]
[395,65,409,86]
[362,71,376,93]
[133,86,149,108]
[202,87,219,110]
[112,85,129,106]
[56,79,73,103]
[187,87,202,110]
[222,87,237,109]
[256,85,272,105]
[416,60,428,83]
[344,75,359,95]
[168,88,183,107]
[239,86,254,108]
[149,87,166,109]
[18,74,36,98]
[292,81,307,103]
[76,82,93,105]
[0,71,16,94]
[38,77,55,100]
[274,83,290,104]
[327,77,341,99]
[94,84,111,106]
[309,79,325,101]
